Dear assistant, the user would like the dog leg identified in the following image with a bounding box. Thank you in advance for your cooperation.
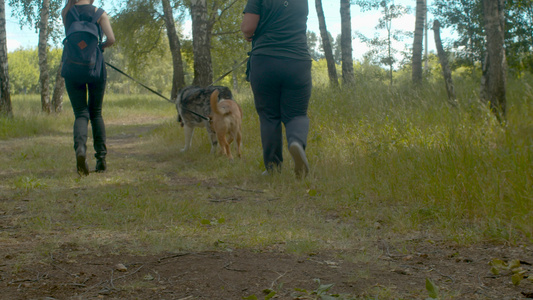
[217,132,232,159]
[236,131,242,158]
[207,124,218,154]
[181,125,194,152]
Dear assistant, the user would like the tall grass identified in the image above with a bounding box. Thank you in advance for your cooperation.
[0,75,532,259]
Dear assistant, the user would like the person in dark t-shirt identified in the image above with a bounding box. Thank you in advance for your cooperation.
[61,0,115,176]
[241,0,312,178]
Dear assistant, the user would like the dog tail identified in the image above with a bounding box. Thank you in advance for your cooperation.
[210,90,222,115]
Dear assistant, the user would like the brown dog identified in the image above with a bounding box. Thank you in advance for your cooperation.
[209,90,243,159]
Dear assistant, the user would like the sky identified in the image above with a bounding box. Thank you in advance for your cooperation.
[5,0,453,61]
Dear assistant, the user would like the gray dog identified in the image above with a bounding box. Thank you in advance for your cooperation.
[175,86,233,152]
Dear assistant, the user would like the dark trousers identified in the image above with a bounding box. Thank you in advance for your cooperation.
[249,55,312,170]
[65,79,107,159]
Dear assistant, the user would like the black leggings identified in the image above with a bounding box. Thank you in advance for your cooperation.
[65,79,107,159]
[249,55,312,170]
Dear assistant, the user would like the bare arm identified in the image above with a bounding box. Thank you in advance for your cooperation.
[241,13,260,42]
[98,12,115,49]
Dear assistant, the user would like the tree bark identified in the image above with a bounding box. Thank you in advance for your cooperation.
[38,0,50,113]
[412,0,425,84]
[433,20,457,106]
[340,0,355,86]
[189,0,213,87]
[162,0,185,99]
[480,0,506,119]
[0,0,12,117]
[51,61,64,113]
[315,0,338,86]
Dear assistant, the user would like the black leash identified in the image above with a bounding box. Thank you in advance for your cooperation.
[105,62,210,121]
[105,62,173,104]
[208,57,248,87]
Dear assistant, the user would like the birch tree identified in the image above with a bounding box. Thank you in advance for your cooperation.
[316,0,338,86]
[9,0,63,113]
[0,0,12,117]
[189,0,213,86]
[340,0,355,86]
[162,0,185,99]
[38,0,51,113]
[412,0,425,84]
[480,0,506,120]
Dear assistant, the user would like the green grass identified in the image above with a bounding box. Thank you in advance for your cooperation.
[0,77,532,261]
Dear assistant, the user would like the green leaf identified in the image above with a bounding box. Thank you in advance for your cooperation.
[511,273,523,286]
[308,189,318,197]
[490,266,500,275]
[316,283,335,294]
[200,219,211,225]
[242,296,258,300]
[509,259,521,269]
[425,278,440,299]
[265,291,277,300]
[489,258,507,270]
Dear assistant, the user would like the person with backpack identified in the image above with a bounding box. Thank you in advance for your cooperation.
[61,0,115,176]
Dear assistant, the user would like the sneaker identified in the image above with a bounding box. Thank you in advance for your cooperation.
[289,142,309,178]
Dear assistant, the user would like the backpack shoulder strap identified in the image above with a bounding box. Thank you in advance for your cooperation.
[91,8,105,24]
[67,5,81,22]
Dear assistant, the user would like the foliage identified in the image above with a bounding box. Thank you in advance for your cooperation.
[307,31,322,61]
[489,258,533,286]
[425,278,440,299]
[505,0,533,73]
[354,0,411,84]
[432,0,533,75]
[8,0,65,45]
[8,47,62,94]
[432,0,485,70]
[210,0,249,87]
[111,0,170,75]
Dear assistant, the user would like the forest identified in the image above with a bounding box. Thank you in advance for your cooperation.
[0,0,532,114]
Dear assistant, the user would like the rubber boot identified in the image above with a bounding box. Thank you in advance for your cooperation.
[95,157,106,173]
[76,145,89,176]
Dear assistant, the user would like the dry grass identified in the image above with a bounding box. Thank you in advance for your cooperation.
[1,78,532,265]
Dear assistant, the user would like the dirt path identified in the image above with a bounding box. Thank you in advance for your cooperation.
[1,121,532,299]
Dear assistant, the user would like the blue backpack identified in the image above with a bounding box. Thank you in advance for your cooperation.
[61,6,105,83]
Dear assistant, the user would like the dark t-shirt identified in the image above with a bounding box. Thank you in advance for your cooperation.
[244,0,311,60]
[64,4,101,30]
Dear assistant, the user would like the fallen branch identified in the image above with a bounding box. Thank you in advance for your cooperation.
[157,252,191,263]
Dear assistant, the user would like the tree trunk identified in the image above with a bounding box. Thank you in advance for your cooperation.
[189,0,213,87]
[433,20,457,106]
[412,0,425,84]
[51,61,64,113]
[38,0,50,113]
[0,0,12,117]
[315,0,338,86]
[162,0,186,99]
[480,0,506,119]
[340,0,355,86]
